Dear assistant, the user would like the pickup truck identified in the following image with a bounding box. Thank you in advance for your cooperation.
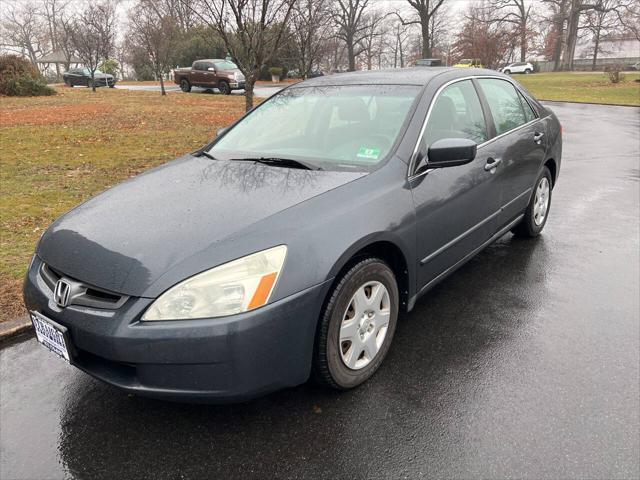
[173,59,246,95]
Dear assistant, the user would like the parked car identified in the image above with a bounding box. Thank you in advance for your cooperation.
[173,59,245,94]
[414,58,442,67]
[501,62,534,74]
[25,68,561,403]
[630,61,640,71]
[63,68,116,88]
[454,58,483,68]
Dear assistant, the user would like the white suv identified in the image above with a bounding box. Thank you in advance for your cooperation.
[501,62,534,74]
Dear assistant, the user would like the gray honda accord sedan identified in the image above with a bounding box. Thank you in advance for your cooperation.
[24,68,561,402]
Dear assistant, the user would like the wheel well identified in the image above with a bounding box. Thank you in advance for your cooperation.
[333,241,410,311]
[544,158,557,187]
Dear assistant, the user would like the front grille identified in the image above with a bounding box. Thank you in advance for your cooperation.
[40,263,129,310]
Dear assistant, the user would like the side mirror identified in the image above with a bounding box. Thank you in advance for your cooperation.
[207,67,215,72]
[427,138,477,169]
[217,127,228,137]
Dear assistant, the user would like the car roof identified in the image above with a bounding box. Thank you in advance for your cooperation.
[292,67,500,87]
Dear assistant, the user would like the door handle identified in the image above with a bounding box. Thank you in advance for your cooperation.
[484,157,502,172]
[533,131,545,144]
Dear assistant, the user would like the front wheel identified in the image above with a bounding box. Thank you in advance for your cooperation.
[512,167,553,237]
[504,69,511,75]
[180,79,191,92]
[524,68,532,74]
[218,80,231,95]
[313,258,399,390]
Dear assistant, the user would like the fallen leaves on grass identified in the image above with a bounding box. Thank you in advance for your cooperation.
[0,103,116,127]
[0,274,26,322]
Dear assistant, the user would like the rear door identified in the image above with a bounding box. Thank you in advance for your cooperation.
[475,78,547,227]
[410,79,502,291]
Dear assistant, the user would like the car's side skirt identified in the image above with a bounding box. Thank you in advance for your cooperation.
[407,213,525,311]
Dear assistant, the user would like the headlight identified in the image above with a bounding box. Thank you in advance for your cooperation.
[142,245,287,321]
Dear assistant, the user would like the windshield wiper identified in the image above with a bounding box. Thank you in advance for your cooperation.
[198,150,218,160]
[230,157,319,170]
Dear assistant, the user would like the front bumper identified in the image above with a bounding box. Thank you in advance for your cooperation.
[229,81,245,89]
[23,256,329,403]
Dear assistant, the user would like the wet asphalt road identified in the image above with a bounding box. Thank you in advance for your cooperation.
[1,102,639,480]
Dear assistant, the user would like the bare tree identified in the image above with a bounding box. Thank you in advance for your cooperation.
[541,0,570,70]
[289,0,332,78]
[128,0,179,95]
[67,1,116,92]
[41,0,71,79]
[485,0,533,61]
[359,11,386,69]
[395,0,448,58]
[0,0,48,66]
[332,0,374,71]
[454,0,513,69]
[584,0,621,70]
[184,0,296,111]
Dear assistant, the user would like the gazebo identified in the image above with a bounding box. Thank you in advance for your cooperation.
[36,50,82,80]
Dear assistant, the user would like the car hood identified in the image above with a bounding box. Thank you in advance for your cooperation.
[37,155,364,297]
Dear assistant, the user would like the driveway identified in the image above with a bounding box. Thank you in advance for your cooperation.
[115,83,286,98]
[1,102,638,480]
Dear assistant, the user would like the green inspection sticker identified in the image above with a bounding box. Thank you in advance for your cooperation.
[356,146,381,160]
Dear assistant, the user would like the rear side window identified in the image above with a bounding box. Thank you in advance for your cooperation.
[478,79,528,136]
[423,79,488,146]
[518,91,537,123]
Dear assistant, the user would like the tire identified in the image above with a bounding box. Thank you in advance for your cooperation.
[218,80,231,95]
[64,79,72,87]
[109,84,115,88]
[313,258,399,390]
[180,78,191,92]
[512,166,553,238]
[504,69,511,75]
[524,68,532,74]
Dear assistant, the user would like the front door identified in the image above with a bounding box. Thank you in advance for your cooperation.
[410,79,502,291]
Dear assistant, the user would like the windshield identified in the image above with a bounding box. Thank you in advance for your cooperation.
[214,61,238,70]
[83,68,104,75]
[208,85,421,171]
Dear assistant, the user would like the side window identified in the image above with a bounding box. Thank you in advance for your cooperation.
[423,80,488,147]
[193,62,204,71]
[478,79,527,135]
[518,91,537,123]
[202,62,215,71]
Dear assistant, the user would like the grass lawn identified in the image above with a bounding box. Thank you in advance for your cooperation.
[517,72,640,106]
[0,86,246,321]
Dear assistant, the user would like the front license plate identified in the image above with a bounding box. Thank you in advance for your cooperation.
[30,311,71,362]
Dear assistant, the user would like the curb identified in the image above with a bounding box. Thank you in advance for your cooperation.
[0,315,32,340]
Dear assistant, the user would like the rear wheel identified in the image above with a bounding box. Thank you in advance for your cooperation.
[512,166,553,238]
[504,69,511,75]
[64,79,72,87]
[180,78,191,92]
[218,80,231,95]
[313,258,399,390]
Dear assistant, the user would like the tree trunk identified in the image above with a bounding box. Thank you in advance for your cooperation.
[561,0,581,71]
[347,39,356,71]
[520,19,527,61]
[159,73,166,96]
[244,76,256,112]
[421,16,431,58]
[91,72,96,92]
[591,25,601,71]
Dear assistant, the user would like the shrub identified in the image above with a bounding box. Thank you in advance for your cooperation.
[0,54,55,96]
[99,58,120,77]
[268,67,283,77]
[604,64,625,84]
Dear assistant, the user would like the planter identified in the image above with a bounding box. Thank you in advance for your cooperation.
[271,74,280,83]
